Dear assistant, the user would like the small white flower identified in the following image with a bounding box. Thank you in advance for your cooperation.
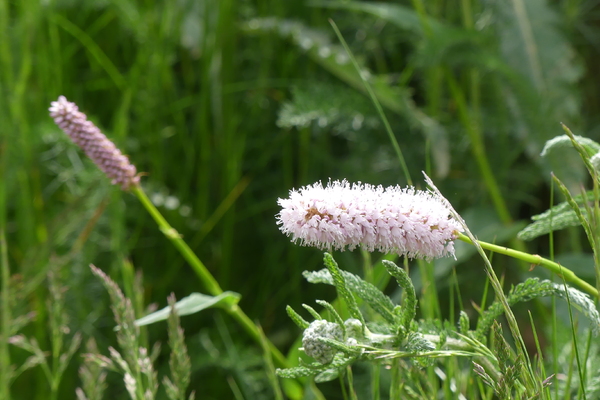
[277,180,462,260]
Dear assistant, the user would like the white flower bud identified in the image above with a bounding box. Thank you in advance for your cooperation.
[302,320,343,364]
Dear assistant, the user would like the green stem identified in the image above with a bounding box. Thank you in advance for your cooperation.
[446,72,511,224]
[132,186,222,296]
[131,185,289,368]
[458,233,598,298]
[0,230,10,400]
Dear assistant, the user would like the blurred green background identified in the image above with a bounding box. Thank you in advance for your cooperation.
[1,0,600,398]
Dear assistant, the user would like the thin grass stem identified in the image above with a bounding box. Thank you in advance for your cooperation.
[328,20,412,186]
[457,234,598,298]
[0,229,10,400]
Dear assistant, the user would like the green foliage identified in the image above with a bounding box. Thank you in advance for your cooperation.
[518,191,594,240]
[302,303,323,321]
[286,306,310,330]
[322,253,365,327]
[541,135,600,159]
[382,260,416,337]
[303,268,396,324]
[277,83,379,135]
[475,278,600,340]
[4,0,600,398]
[164,295,194,400]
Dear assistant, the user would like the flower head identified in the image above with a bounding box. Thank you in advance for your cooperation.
[276,180,463,260]
[302,320,343,364]
[49,96,140,190]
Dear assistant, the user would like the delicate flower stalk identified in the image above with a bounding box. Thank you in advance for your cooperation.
[49,96,140,190]
[277,180,463,260]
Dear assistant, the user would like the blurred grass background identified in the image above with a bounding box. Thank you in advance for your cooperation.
[1,0,600,398]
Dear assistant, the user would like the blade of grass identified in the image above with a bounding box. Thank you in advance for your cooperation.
[0,229,10,400]
[328,19,412,186]
[560,276,587,400]
[425,174,538,397]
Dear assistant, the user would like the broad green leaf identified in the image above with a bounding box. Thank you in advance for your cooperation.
[518,191,595,240]
[489,0,584,177]
[314,368,340,383]
[553,284,600,336]
[134,291,240,327]
[518,209,587,241]
[541,135,600,159]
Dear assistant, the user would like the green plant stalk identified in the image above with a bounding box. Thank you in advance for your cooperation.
[446,72,511,224]
[562,280,588,400]
[457,233,598,298]
[131,185,289,368]
[0,230,10,400]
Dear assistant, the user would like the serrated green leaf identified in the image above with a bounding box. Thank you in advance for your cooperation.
[315,1,487,68]
[276,354,355,380]
[517,191,595,240]
[286,306,310,329]
[518,209,587,241]
[276,366,320,379]
[383,260,416,334]
[553,284,600,336]
[475,278,564,339]
[277,83,380,135]
[323,253,365,326]
[458,311,470,335]
[315,300,345,333]
[303,268,396,324]
[134,291,240,327]
[301,304,322,321]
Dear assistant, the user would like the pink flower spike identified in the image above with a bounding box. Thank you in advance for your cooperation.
[276,180,463,260]
[49,96,140,190]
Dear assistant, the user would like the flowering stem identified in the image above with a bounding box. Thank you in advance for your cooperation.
[132,185,222,296]
[457,233,598,298]
[130,185,290,368]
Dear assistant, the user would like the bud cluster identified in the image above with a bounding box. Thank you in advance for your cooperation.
[49,96,140,190]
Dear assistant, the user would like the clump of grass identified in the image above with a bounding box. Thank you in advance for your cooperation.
[85,264,194,400]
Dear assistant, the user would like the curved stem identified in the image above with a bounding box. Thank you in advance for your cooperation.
[457,233,598,298]
[131,185,289,368]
